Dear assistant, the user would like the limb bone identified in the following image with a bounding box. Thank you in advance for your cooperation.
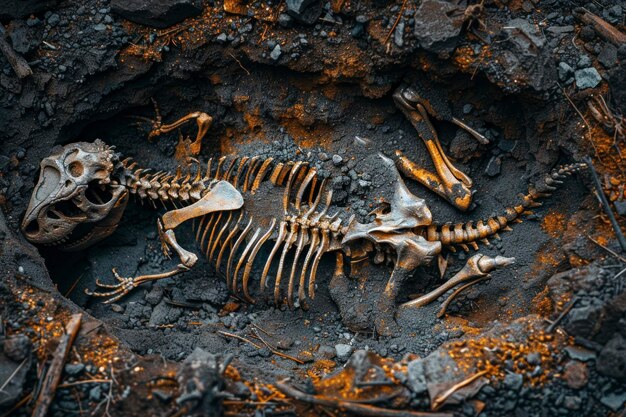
[400,254,515,309]
[393,86,474,211]
[86,180,243,303]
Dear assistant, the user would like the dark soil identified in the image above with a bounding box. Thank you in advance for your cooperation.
[1,0,625,416]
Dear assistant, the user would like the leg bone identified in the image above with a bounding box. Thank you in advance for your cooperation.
[400,254,514,309]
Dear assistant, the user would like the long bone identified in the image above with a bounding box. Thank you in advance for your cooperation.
[130,98,213,162]
[393,85,475,211]
[87,180,243,303]
[400,254,515,309]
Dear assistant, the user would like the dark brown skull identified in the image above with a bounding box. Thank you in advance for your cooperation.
[21,140,128,251]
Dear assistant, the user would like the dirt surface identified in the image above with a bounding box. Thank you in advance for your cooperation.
[1,0,626,416]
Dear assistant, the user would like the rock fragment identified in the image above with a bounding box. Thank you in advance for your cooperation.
[575,67,602,89]
[111,0,202,28]
[335,343,353,360]
[562,360,589,389]
[286,0,322,25]
[413,0,463,54]
[597,334,626,380]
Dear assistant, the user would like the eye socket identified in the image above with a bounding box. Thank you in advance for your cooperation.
[68,161,84,177]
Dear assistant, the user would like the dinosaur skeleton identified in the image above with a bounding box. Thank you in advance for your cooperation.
[20,86,586,334]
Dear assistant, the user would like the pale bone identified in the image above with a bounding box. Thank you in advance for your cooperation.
[400,254,515,309]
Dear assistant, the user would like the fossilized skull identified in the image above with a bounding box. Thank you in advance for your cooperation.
[21,140,128,251]
[342,154,442,269]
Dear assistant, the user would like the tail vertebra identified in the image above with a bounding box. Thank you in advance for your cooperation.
[425,163,587,251]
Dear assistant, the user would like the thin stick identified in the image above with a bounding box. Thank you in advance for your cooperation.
[585,157,626,252]
[384,0,408,45]
[613,267,626,280]
[559,83,602,164]
[32,313,83,417]
[437,276,490,318]
[0,358,28,393]
[588,236,626,262]
[547,297,578,333]
[251,328,305,364]
[58,379,111,388]
[228,53,251,76]
[276,379,453,417]
[217,330,261,349]
[431,370,488,410]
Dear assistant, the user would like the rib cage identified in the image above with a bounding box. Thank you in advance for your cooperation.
[122,155,351,309]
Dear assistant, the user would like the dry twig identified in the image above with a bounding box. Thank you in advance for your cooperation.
[276,379,453,417]
[32,313,82,417]
[384,0,408,45]
[585,156,626,252]
[431,370,488,411]
[217,330,262,349]
[547,297,579,333]
[0,358,28,394]
[573,8,626,46]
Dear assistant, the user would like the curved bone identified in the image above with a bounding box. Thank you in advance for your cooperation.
[400,254,515,309]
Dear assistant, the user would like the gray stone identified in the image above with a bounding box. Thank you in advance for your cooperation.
[278,13,293,28]
[579,25,596,41]
[394,21,404,47]
[47,13,60,26]
[64,363,85,376]
[597,334,626,380]
[145,285,164,306]
[565,305,602,337]
[498,139,517,153]
[504,18,545,50]
[600,391,626,411]
[3,334,31,362]
[598,44,618,68]
[93,23,107,31]
[564,396,581,410]
[332,154,343,165]
[546,25,574,34]
[270,44,282,60]
[575,67,602,90]
[286,0,322,25]
[176,348,227,415]
[0,156,10,172]
[558,62,574,81]
[8,22,38,54]
[526,352,541,366]
[149,301,182,326]
[111,0,202,28]
[614,200,626,216]
[577,55,592,68]
[317,345,336,359]
[564,345,596,362]
[503,373,523,391]
[89,385,102,401]
[335,343,353,360]
[413,0,463,54]
[485,155,501,177]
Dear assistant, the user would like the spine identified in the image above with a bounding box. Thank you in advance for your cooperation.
[425,163,587,251]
